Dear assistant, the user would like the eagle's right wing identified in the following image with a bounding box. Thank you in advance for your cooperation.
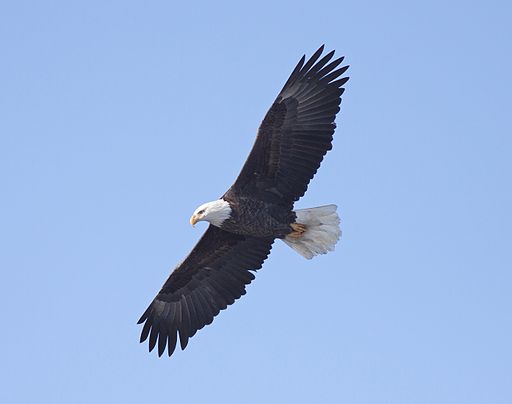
[138,225,274,356]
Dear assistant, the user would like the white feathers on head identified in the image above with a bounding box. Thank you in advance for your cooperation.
[192,199,232,227]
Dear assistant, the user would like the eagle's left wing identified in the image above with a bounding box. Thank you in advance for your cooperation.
[224,45,349,209]
[138,225,274,356]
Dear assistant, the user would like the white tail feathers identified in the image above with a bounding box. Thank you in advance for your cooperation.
[282,205,341,260]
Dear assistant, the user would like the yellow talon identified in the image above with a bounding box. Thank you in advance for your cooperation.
[289,223,306,238]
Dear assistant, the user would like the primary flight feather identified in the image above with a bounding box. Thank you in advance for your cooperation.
[138,45,349,357]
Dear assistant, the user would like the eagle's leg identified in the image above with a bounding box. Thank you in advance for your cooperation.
[288,222,306,238]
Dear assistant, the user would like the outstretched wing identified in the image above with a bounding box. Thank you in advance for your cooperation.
[138,225,274,357]
[224,45,349,208]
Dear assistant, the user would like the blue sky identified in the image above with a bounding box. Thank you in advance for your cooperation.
[1,1,511,403]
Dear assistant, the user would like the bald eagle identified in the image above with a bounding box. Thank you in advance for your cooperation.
[138,45,349,357]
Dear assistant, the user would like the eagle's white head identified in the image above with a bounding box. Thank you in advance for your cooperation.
[190,199,232,227]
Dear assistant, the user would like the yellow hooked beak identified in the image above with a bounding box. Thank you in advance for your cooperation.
[190,214,198,227]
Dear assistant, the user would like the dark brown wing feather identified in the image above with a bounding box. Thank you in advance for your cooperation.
[138,225,274,356]
[225,45,349,208]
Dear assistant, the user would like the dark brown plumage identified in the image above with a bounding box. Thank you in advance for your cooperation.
[225,45,348,209]
[138,45,349,356]
[138,226,273,356]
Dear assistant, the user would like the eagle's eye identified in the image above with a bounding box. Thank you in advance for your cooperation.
[197,209,205,215]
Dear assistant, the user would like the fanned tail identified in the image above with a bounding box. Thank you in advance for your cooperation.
[282,204,341,259]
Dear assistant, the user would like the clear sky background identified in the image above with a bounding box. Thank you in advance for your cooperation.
[1,1,511,403]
